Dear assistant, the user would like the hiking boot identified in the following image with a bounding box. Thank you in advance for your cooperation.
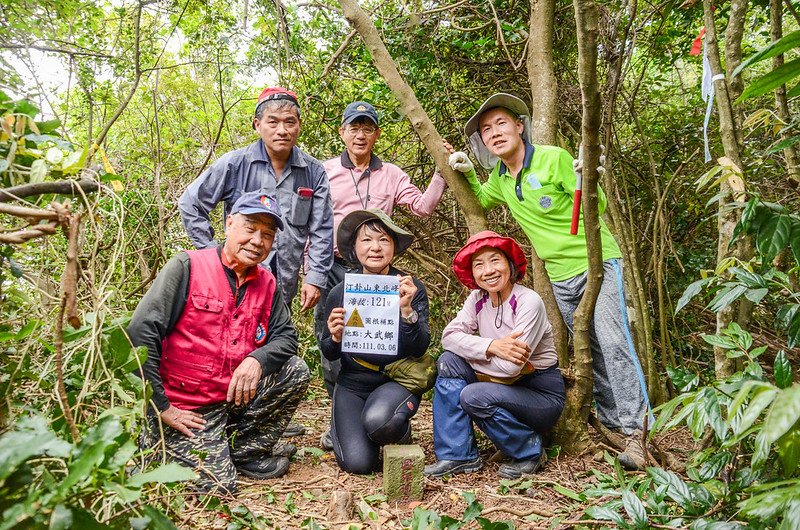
[498,452,547,479]
[618,432,647,471]
[271,442,297,459]
[281,422,306,438]
[237,456,290,480]
[320,428,334,451]
[423,458,482,478]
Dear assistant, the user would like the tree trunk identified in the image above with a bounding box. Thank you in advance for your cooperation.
[599,0,665,404]
[337,0,487,234]
[771,0,800,186]
[554,0,604,453]
[703,0,750,379]
[525,0,569,366]
[527,0,558,142]
[725,0,748,146]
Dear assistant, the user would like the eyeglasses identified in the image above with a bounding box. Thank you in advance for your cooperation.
[345,124,378,135]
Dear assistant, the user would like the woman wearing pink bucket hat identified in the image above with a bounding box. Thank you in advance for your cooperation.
[424,231,565,479]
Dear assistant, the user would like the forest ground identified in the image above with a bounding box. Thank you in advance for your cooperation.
[170,378,696,530]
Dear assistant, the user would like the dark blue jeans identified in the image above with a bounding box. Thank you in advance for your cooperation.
[331,376,419,474]
[432,351,565,461]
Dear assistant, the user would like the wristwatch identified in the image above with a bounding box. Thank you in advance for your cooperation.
[401,309,418,324]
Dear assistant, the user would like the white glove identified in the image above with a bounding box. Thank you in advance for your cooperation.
[448,151,474,174]
[573,144,606,177]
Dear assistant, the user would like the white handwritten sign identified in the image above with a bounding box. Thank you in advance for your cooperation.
[342,273,400,356]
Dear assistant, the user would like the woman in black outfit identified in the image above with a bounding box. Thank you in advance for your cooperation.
[321,209,430,474]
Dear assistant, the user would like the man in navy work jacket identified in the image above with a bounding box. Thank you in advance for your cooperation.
[130,192,309,493]
[178,86,333,313]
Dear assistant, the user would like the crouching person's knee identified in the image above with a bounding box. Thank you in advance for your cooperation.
[437,351,474,380]
[282,355,311,392]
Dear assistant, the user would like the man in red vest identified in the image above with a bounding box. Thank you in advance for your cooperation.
[130,191,309,493]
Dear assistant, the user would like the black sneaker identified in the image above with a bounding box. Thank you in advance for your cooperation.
[423,458,482,478]
[281,422,306,438]
[271,443,297,459]
[497,452,547,479]
[237,456,290,480]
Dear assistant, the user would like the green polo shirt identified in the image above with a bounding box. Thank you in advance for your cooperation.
[465,143,621,282]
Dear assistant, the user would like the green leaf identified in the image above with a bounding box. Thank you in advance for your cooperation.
[707,284,748,313]
[701,388,727,439]
[675,277,712,314]
[757,214,793,264]
[666,366,700,392]
[139,506,180,530]
[49,506,111,529]
[701,333,737,350]
[733,30,800,77]
[461,491,483,521]
[552,484,585,501]
[13,100,39,118]
[622,490,647,526]
[764,385,800,443]
[0,415,71,481]
[775,350,793,389]
[49,504,72,530]
[767,134,800,155]
[475,518,514,530]
[584,506,625,525]
[737,57,800,102]
[790,219,800,268]
[127,462,197,488]
[737,386,779,435]
[699,451,732,481]
[29,158,48,184]
[57,416,123,496]
[776,427,800,476]
[779,500,800,530]
[649,468,692,508]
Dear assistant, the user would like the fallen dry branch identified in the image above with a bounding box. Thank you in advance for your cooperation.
[55,212,82,442]
[481,504,554,518]
[0,223,59,244]
[0,178,99,203]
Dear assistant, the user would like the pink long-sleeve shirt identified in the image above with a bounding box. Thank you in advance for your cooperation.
[441,284,558,378]
[324,151,447,255]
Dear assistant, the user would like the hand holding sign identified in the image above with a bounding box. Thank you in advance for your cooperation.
[398,275,417,318]
[328,307,346,343]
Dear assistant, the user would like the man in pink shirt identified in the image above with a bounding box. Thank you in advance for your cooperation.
[316,101,447,449]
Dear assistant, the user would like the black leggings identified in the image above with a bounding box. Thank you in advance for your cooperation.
[331,380,419,474]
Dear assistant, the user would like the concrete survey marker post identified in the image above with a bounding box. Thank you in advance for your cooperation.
[383,444,424,502]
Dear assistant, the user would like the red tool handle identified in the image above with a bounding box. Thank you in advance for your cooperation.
[570,189,582,235]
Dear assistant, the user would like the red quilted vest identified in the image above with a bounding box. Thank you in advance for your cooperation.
[160,248,275,409]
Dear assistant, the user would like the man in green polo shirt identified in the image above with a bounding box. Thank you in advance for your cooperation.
[447,93,651,470]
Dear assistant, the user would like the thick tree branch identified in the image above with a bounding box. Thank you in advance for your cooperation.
[0,179,100,203]
[337,0,487,234]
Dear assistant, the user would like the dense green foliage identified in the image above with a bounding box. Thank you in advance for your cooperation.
[0,0,799,528]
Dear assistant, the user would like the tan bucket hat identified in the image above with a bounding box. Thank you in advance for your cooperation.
[465,93,533,169]
[337,209,415,264]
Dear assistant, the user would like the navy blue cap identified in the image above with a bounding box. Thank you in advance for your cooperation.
[342,101,379,126]
[230,192,284,230]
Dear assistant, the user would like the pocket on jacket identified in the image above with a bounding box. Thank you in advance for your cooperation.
[526,184,560,216]
[289,193,312,227]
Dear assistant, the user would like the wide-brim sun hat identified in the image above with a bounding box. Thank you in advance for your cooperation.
[452,230,528,290]
[337,209,415,264]
[464,93,533,170]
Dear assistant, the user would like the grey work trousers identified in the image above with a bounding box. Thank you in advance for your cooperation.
[551,259,650,435]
